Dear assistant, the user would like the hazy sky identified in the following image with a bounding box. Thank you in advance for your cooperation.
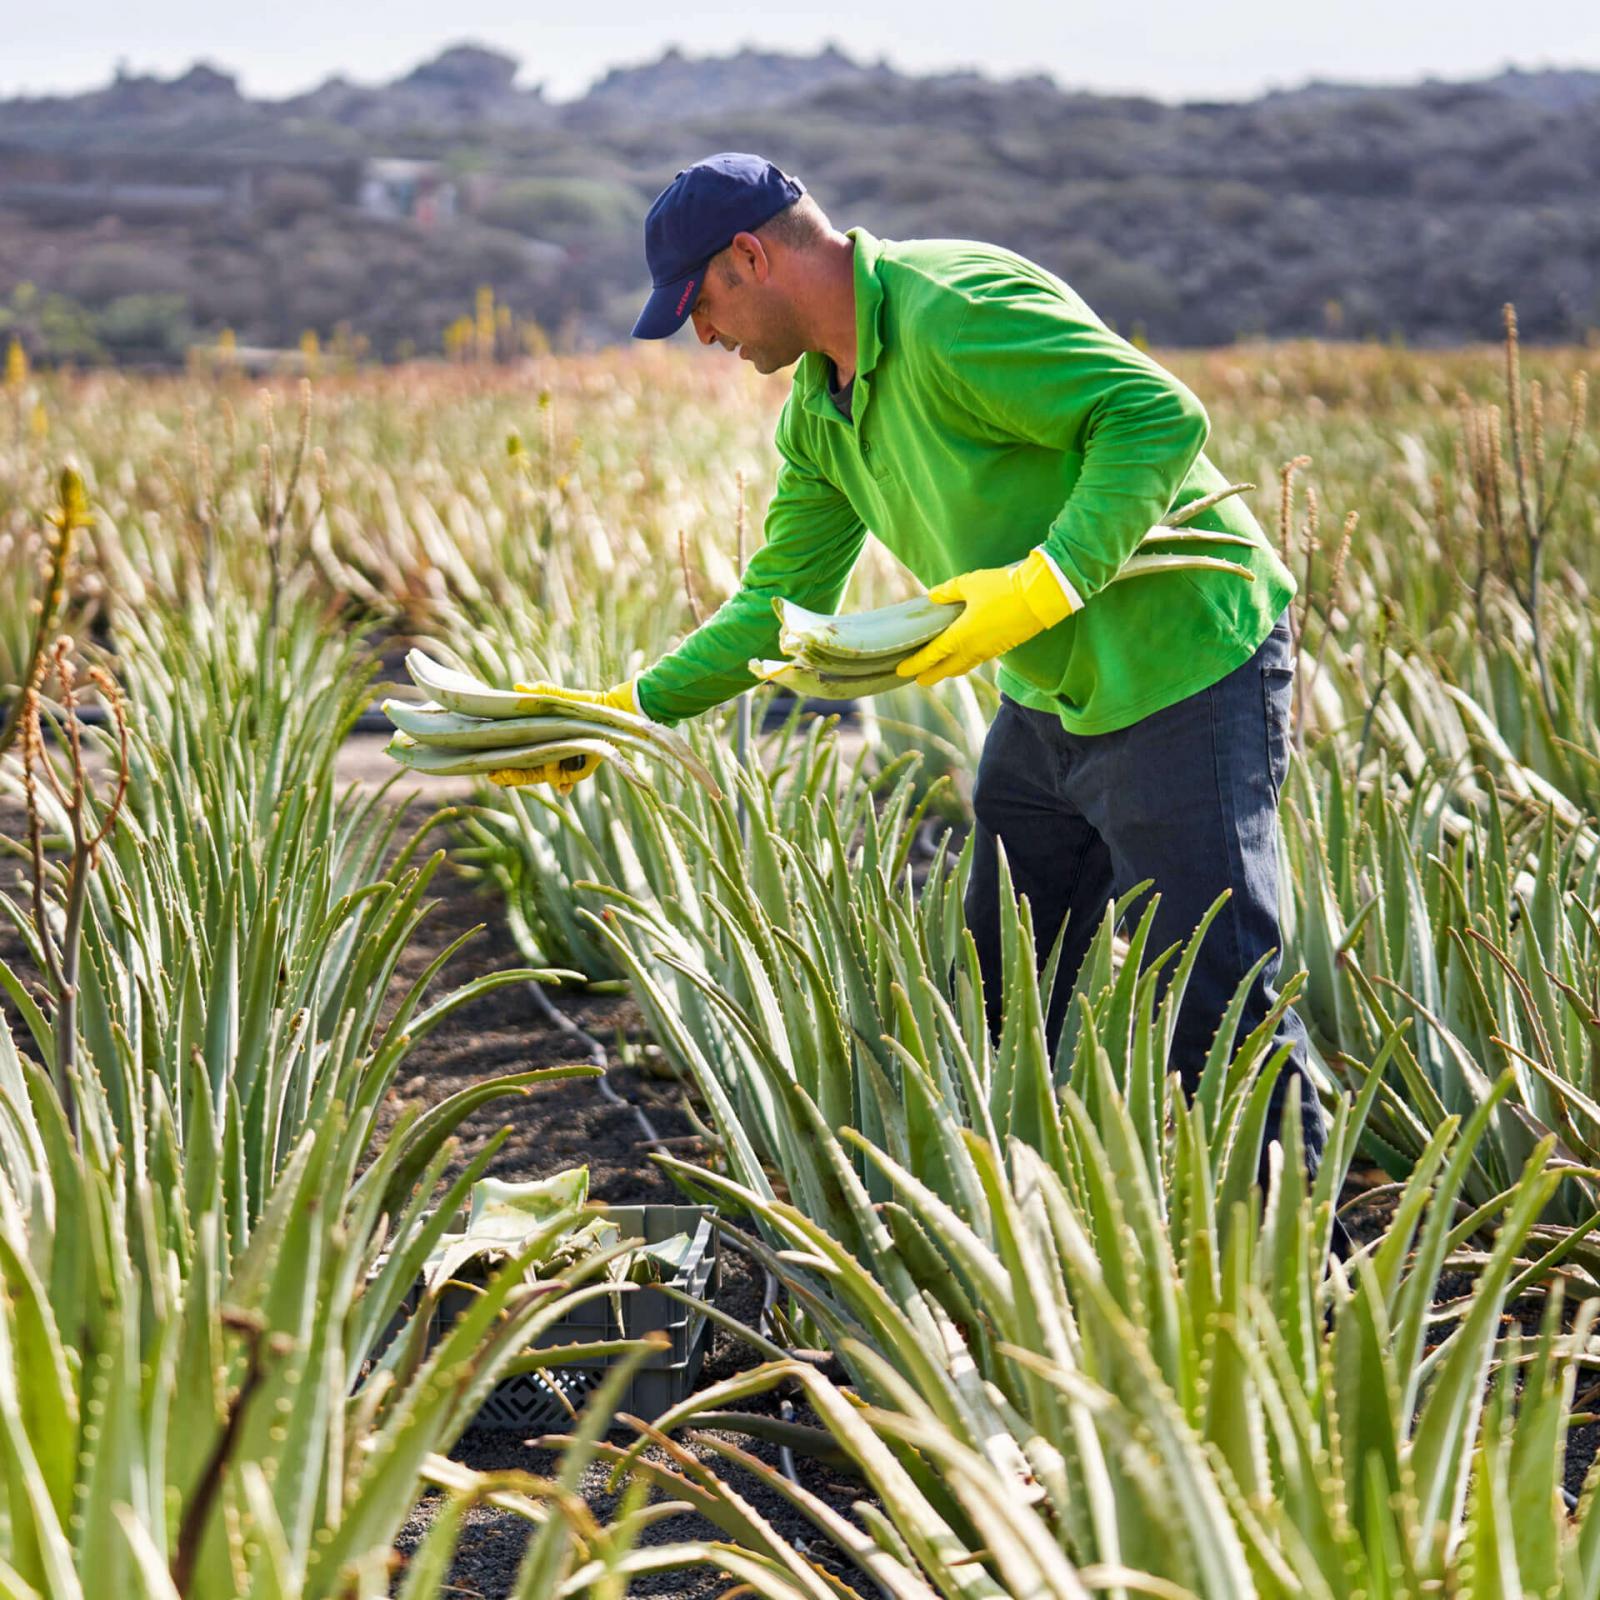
[3,0,1597,102]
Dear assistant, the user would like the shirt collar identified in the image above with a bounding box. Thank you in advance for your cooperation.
[849,226,886,380]
[801,226,885,422]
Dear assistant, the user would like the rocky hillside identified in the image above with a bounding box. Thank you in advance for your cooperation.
[0,44,1595,361]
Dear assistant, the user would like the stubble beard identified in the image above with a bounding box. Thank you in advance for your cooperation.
[749,345,797,375]
[748,318,807,375]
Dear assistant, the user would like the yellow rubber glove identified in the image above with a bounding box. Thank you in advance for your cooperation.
[486,679,641,795]
[486,751,602,795]
[895,550,1079,687]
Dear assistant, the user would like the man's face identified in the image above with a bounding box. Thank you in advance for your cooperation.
[687,237,806,375]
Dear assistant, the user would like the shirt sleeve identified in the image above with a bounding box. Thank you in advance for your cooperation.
[635,412,868,726]
[938,278,1210,606]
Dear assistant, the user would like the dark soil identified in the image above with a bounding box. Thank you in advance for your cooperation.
[378,847,696,1204]
[1338,1175,1600,1503]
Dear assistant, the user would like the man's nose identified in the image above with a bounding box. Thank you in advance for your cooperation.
[690,310,716,346]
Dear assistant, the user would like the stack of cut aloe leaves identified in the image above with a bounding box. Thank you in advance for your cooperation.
[385,651,721,796]
[751,482,1262,698]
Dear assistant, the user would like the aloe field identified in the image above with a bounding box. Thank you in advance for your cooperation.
[0,319,1597,1598]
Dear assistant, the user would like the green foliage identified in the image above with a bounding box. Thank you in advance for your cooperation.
[92,293,193,357]
[8,51,1600,348]
[607,869,1600,1595]
[0,584,610,1593]
[0,282,106,364]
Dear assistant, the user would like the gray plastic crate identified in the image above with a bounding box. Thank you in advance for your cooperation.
[403,1203,719,1433]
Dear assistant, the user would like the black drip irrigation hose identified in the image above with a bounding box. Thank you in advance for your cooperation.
[526,978,808,1492]
[524,979,665,1154]
[755,1217,802,1487]
[758,1264,781,1335]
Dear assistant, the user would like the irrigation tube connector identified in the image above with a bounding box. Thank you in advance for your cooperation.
[525,980,666,1153]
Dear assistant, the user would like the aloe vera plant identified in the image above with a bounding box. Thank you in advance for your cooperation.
[0,600,630,1595]
[481,698,1600,1593]
[625,1102,1600,1598]
[1279,734,1600,1236]
[0,1019,615,1598]
[604,888,1600,1598]
[0,602,585,1232]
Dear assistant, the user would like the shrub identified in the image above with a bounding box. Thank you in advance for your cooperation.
[92,291,193,355]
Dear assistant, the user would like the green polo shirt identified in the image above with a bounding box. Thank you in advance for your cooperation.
[637,228,1295,735]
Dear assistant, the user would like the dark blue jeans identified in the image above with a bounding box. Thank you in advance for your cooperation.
[965,609,1327,1185]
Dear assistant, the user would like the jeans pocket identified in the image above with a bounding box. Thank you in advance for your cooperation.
[1262,662,1295,800]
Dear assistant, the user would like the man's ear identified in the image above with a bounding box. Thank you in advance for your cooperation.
[728,231,772,284]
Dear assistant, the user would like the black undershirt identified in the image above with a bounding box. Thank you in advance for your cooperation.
[825,359,854,422]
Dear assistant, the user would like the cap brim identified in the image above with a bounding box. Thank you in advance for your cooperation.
[631,270,700,340]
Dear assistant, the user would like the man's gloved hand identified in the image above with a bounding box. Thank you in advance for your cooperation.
[486,679,642,795]
[486,750,603,795]
[510,680,643,715]
[895,549,1079,687]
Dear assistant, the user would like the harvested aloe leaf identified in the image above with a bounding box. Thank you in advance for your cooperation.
[385,703,615,749]
[422,1170,628,1288]
[1161,480,1255,526]
[387,732,644,784]
[1119,552,1256,583]
[750,660,912,698]
[774,595,961,662]
[393,652,722,797]
[1135,528,1257,548]
[468,1171,590,1239]
[773,652,917,681]
[408,651,687,729]
[627,1232,695,1284]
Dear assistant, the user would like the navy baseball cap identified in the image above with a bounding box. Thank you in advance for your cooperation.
[632,153,805,340]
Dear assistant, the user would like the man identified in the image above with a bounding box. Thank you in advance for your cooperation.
[504,152,1326,1180]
